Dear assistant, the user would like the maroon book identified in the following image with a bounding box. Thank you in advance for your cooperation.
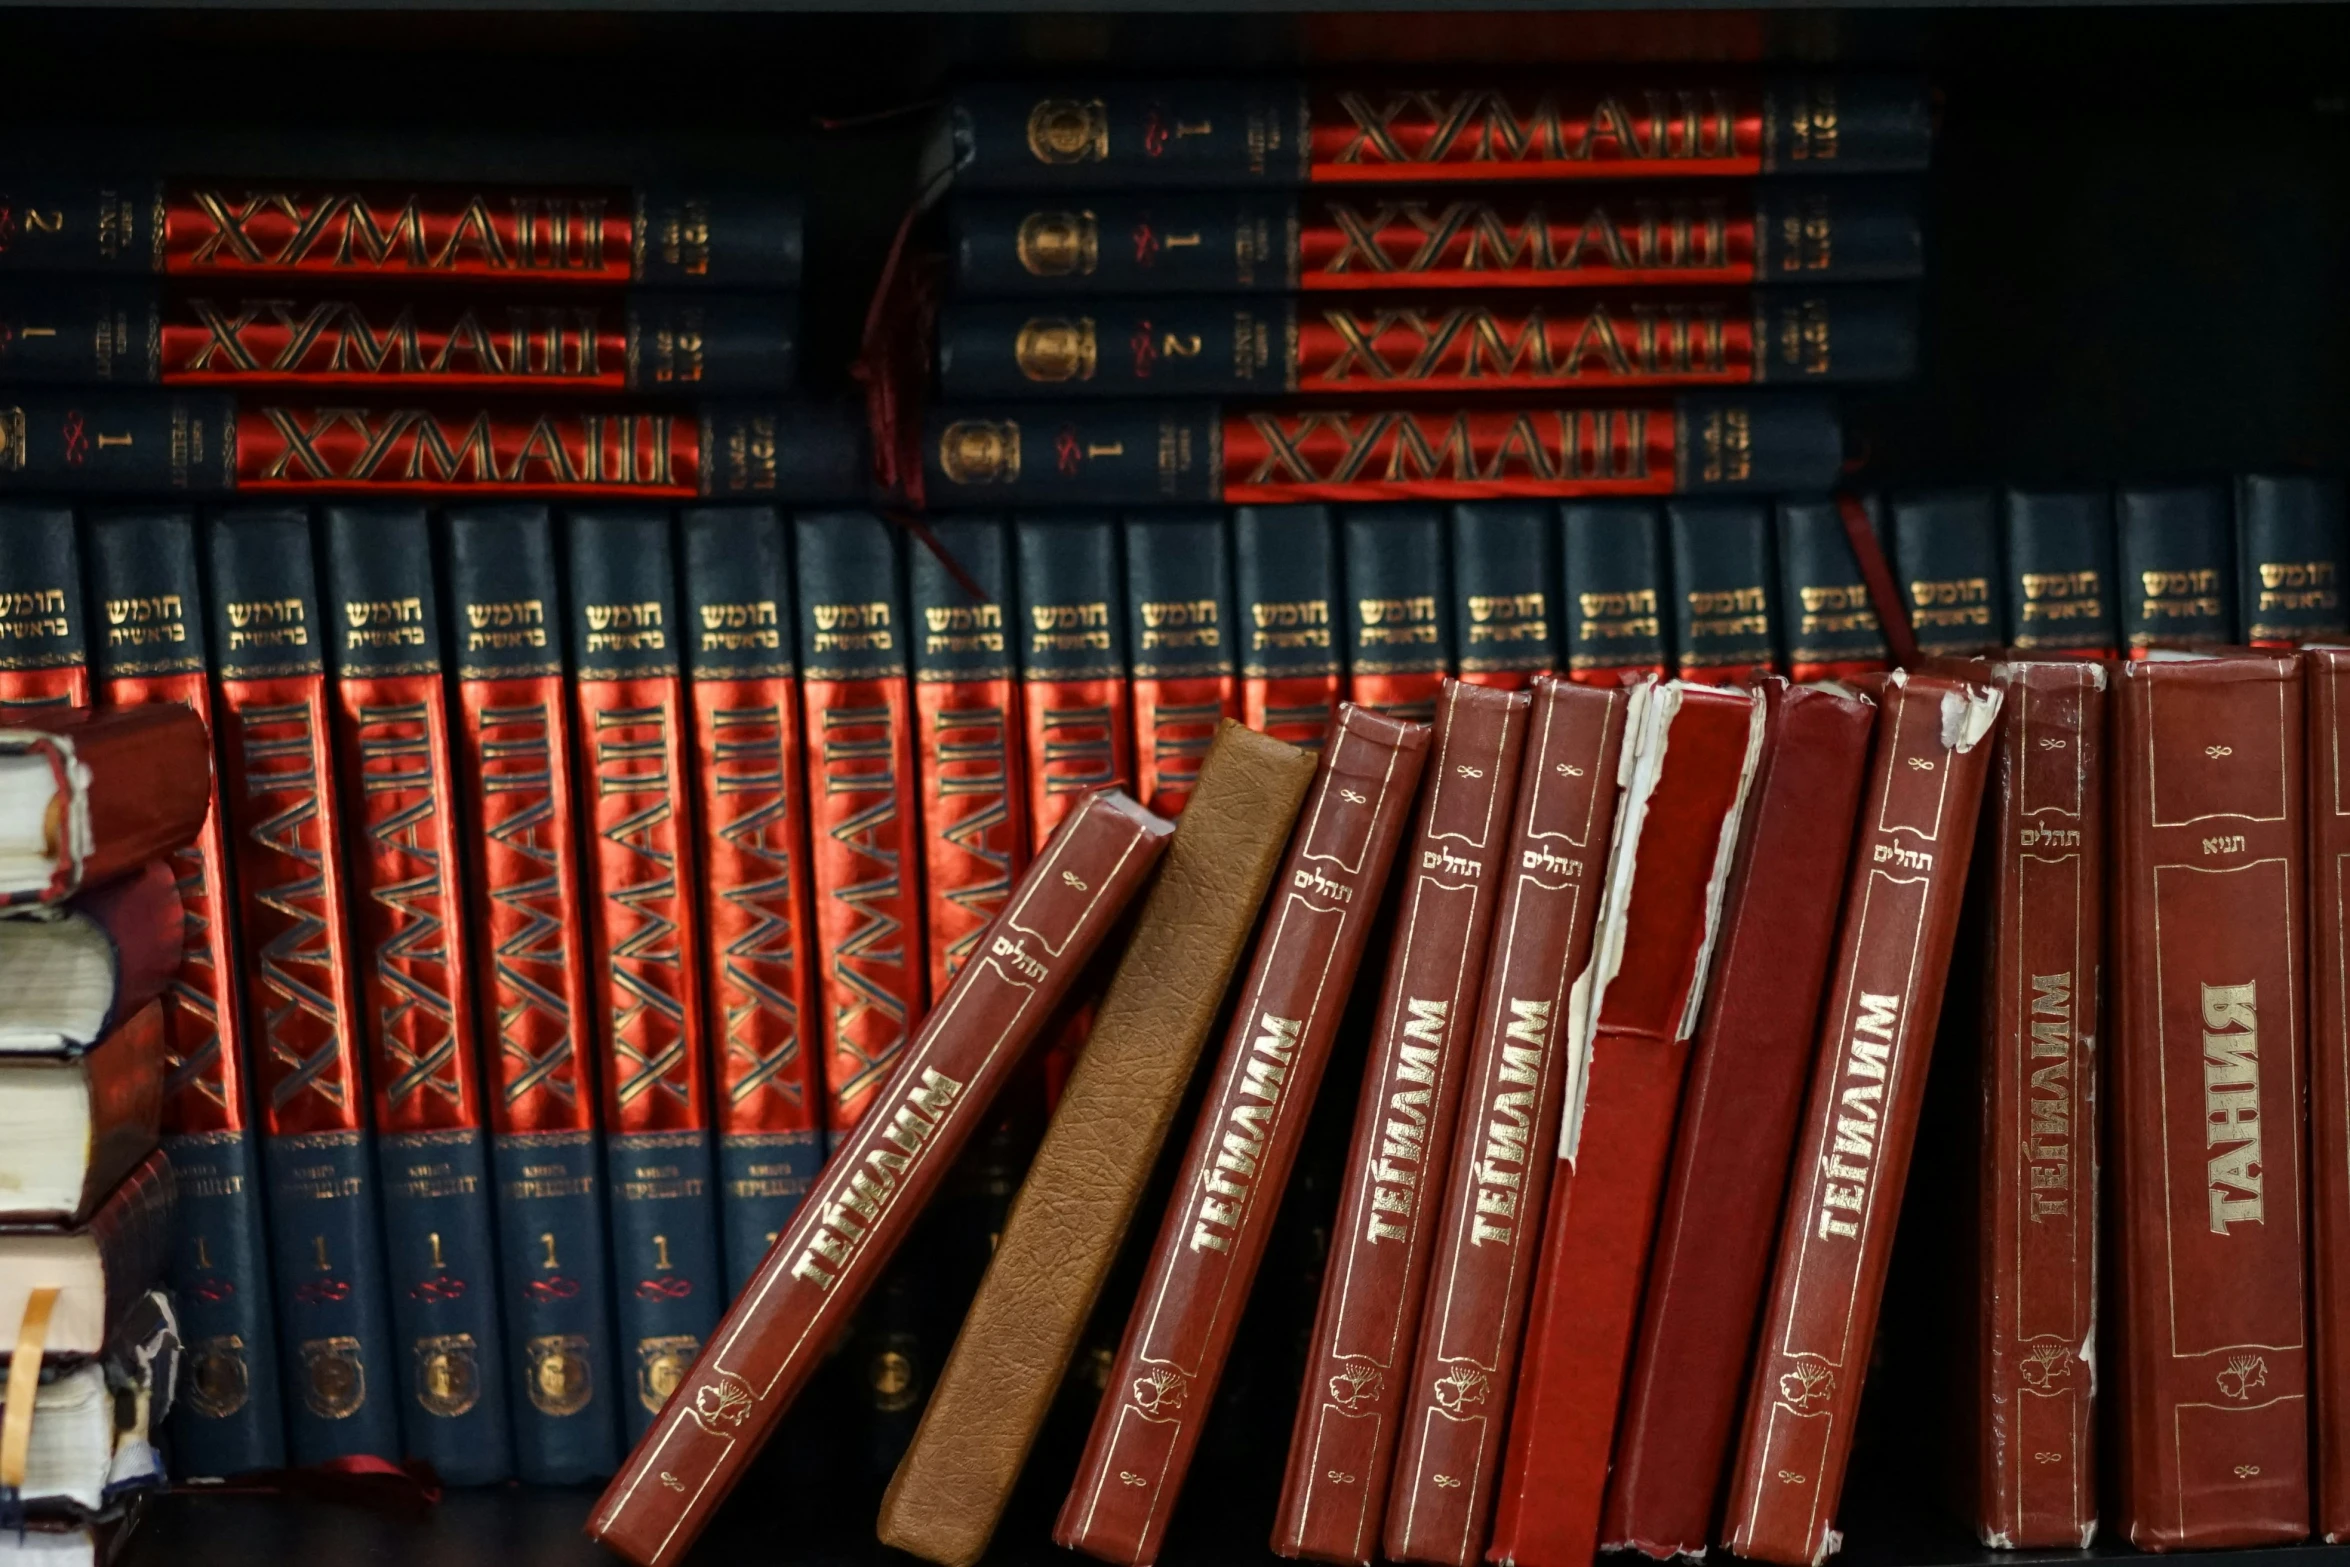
[2310,647,2350,1541]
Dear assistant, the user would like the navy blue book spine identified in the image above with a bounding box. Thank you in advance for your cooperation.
[490,1131,617,1479]
[952,193,1302,296]
[1232,504,1342,751]
[1889,489,2004,657]
[161,1131,286,1475]
[2002,488,2120,656]
[1753,179,1926,282]
[1340,506,1452,723]
[1561,500,1670,677]
[257,1131,407,1465]
[1775,496,1889,675]
[2237,474,2349,644]
[1667,499,1780,677]
[2117,483,2235,651]
[1450,504,1561,683]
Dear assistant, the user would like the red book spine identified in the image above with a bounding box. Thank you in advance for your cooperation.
[1384,678,1629,1567]
[1486,681,1762,1567]
[0,505,91,713]
[1124,512,1240,815]
[1057,707,1431,1567]
[2109,651,2309,1549]
[1599,681,1876,1560]
[1016,516,1135,845]
[1303,84,1796,182]
[1722,670,2004,1566]
[2311,648,2350,1540]
[1277,681,1531,1563]
[1236,505,1343,753]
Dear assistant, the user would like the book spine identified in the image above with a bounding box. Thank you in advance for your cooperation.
[90,508,282,1477]
[2003,489,2120,658]
[948,78,1928,190]
[565,509,722,1445]
[1235,505,1342,752]
[1015,515,1135,844]
[0,282,798,393]
[794,512,925,1141]
[2117,484,2235,654]
[1562,501,1671,684]
[2310,649,2350,1541]
[206,505,404,1467]
[446,503,621,1483]
[0,393,861,500]
[1776,497,1889,681]
[910,517,1028,996]
[1976,663,2104,1547]
[1668,500,1780,682]
[586,790,1175,1567]
[0,178,801,287]
[1887,489,2004,657]
[681,506,825,1298]
[947,182,1924,297]
[2238,475,2348,646]
[321,504,512,1483]
[1385,679,1629,1567]
[1122,510,1239,814]
[1723,672,2004,1566]
[924,395,1841,508]
[1488,683,1763,1567]
[2110,653,2308,1548]
[1277,682,1531,1564]
[1344,507,1453,724]
[1450,504,1559,690]
[0,505,90,711]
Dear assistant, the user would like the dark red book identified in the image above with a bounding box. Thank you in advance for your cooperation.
[2108,651,2308,1549]
[585,790,1175,1567]
[794,512,925,1141]
[0,505,90,713]
[2309,648,2350,1540]
[1384,678,1631,1567]
[1123,511,1239,814]
[1276,681,1531,1564]
[1722,669,2004,1566]
[1486,681,1763,1567]
[1599,680,1876,1560]
[1235,505,1342,752]
[1344,507,1453,725]
[681,507,826,1299]
[1016,515,1134,845]
[1057,707,1431,1567]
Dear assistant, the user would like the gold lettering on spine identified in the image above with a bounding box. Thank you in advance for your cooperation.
[1816,991,1900,1239]
[2202,981,2264,1232]
[788,1066,965,1289]
[1191,1015,1301,1253]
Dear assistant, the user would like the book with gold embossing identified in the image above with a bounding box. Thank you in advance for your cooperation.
[0,505,90,715]
[1123,511,1239,814]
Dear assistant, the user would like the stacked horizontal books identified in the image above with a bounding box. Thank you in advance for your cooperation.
[0,707,215,1566]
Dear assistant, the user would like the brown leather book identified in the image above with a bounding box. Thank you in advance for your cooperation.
[1383,677,1632,1567]
[1966,659,2106,1549]
[1275,680,1532,1564]
[2109,650,2309,1549]
[584,789,1176,1567]
[877,723,1318,1567]
[1722,668,2002,1566]
[2310,648,2350,1541]
[1055,705,1431,1567]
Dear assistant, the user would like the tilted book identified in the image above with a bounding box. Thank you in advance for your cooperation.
[1234,505,1342,752]
[2307,646,2350,1539]
[1343,507,1453,726]
[1123,511,1239,814]
[0,505,90,713]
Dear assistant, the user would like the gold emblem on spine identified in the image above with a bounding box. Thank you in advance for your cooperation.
[636,1334,701,1414]
[299,1335,368,1420]
[1014,316,1097,384]
[414,1333,483,1418]
[1016,210,1099,278]
[525,1333,595,1417]
[1026,99,1109,165]
[687,1372,755,1434]
[185,1335,252,1419]
[868,1345,921,1413]
[938,420,1021,486]
[0,408,22,473]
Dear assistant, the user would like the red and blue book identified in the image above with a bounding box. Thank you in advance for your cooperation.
[1122,510,1239,814]
[1014,515,1134,844]
[1775,497,1889,682]
[1234,505,1342,751]
[1562,501,1670,685]
[322,503,513,1483]
[0,504,91,713]
[1667,499,1779,683]
[1451,503,1559,690]
[1343,507,1453,724]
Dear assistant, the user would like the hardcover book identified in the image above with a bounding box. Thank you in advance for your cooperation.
[564,509,721,1443]
[1723,669,2004,1566]
[1235,505,1343,751]
[1776,497,1889,681]
[1487,682,1763,1567]
[2307,647,2350,1539]
[1276,681,1530,1564]
[2108,651,2308,1548]
[795,511,926,1139]
[1015,514,1135,843]
[446,503,620,1483]
[586,790,1176,1567]
[0,1151,174,1358]
[1344,507,1454,724]
[1451,504,1559,690]
[1056,707,1430,1567]
[1123,511,1239,814]
[0,283,798,393]
[921,395,1842,507]
[1889,491,2003,658]
[0,987,168,1218]
[2238,474,2347,645]
[0,505,89,713]
[1562,501,1671,684]
[206,506,403,1467]
[1602,681,1877,1559]
[681,506,825,1297]
[86,506,283,1477]
[0,179,804,287]
[946,78,1931,189]
[1667,500,1778,681]
[946,180,1927,296]
[2117,485,2235,653]
[0,703,213,909]
[2002,489,2120,658]
[323,503,513,1483]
